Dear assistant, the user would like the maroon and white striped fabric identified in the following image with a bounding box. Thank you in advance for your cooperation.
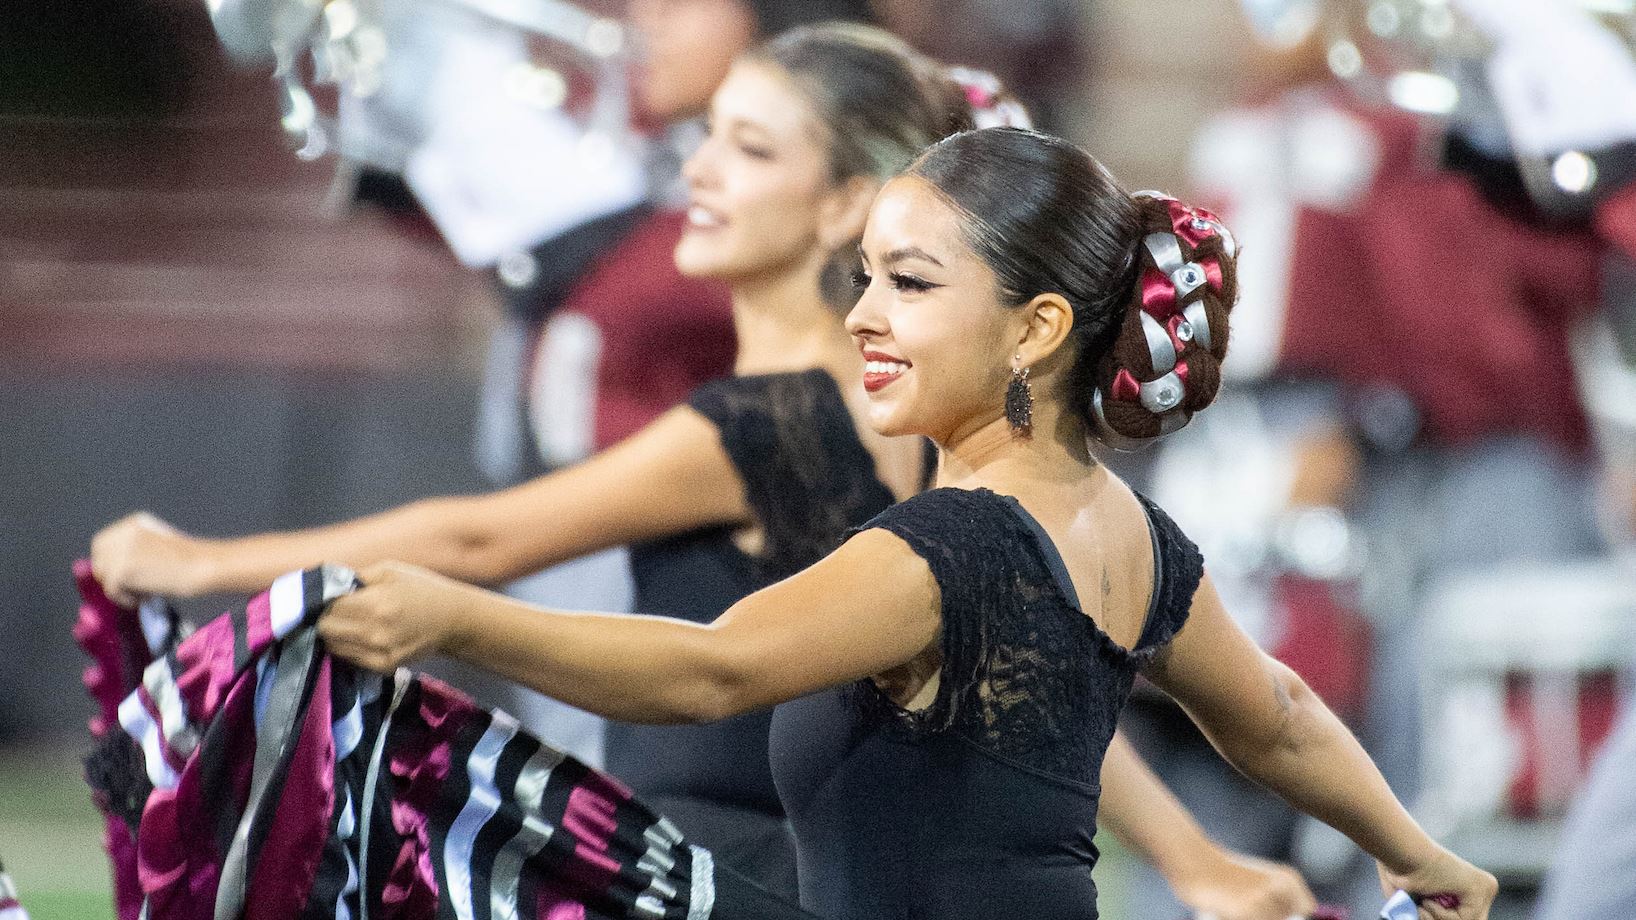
[76,563,811,920]
[0,856,27,920]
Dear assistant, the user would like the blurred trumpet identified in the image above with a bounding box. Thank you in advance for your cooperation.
[205,0,630,166]
[1246,0,1636,219]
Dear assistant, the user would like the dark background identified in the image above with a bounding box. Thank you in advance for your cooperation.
[0,0,491,740]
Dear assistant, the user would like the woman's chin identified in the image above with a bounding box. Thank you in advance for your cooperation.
[673,244,727,280]
[865,403,916,439]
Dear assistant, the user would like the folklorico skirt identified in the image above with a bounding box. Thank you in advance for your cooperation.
[75,562,814,920]
[0,857,27,920]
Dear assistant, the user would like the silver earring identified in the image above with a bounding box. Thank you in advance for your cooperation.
[1005,358,1033,436]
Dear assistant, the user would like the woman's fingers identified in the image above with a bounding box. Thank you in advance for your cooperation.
[318,574,444,672]
[319,590,399,672]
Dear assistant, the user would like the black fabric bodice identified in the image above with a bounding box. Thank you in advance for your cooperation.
[769,486,1204,920]
[613,370,903,814]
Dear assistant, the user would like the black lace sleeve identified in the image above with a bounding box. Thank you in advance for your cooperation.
[850,488,1031,735]
[1129,492,1205,662]
[855,487,1208,787]
[688,370,894,581]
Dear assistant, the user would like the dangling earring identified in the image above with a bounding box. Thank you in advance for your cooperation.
[1005,356,1033,436]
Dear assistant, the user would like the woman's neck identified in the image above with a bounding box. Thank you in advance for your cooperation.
[936,401,1097,493]
[729,264,859,382]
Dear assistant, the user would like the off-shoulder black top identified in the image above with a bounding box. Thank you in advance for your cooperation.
[769,486,1204,920]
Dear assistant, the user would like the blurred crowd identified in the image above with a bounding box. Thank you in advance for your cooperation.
[6,0,1636,918]
[1100,3,1636,919]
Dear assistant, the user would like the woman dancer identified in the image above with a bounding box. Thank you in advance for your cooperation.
[308,126,1499,918]
[95,25,1315,919]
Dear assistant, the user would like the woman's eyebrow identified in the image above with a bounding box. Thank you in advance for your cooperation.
[881,245,944,267]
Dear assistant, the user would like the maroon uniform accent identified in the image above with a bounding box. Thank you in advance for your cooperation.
[528,210,734,453]
[1280,109,1602,451]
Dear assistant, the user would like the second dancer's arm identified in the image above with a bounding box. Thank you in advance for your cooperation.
[1099,732,1318,920]
[90,407,754,604]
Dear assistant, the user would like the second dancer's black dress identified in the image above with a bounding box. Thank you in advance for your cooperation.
[610,369,924,898]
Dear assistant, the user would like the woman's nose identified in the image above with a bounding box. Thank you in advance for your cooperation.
[681,130,725,190]
[844,279,888,339]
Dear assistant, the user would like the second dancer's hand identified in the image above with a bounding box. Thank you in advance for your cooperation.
[1173,848,1317,920]
[91,511,215,607]
[319,560,465,673]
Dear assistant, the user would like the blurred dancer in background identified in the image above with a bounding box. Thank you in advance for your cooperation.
[94,23,1323,918]
[308,0,880,765]
[460,0,879,766]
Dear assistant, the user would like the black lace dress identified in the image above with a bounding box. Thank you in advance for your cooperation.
[769,486,1204,920]
[612,369,918,898]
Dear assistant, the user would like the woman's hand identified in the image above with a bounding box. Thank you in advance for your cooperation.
[1173,848,1318,920]
[91,512,214,606]
[1378,846,1498,920]
[318,561,469,673]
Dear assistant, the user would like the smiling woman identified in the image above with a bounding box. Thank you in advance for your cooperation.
[673,24,972,310]
[846,130,1237,453]
[307,129,1496,919]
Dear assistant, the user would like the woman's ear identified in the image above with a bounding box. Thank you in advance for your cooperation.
[818,175,882,252]
[1017,292,1075,368]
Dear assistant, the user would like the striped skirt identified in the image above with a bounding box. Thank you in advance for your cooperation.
[0,857,27,920]
[76,563,814,920]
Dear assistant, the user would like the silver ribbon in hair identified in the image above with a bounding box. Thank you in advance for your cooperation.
[1138,312,1178,375]
[1088,192,1226,449]
[1091,389,1190,452]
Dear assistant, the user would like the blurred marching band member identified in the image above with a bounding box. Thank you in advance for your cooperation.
[1117,2,1636,917]
[0,858,25,920]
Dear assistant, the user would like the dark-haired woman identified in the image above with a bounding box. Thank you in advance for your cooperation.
[94,26,1318,919]
[468,0,883,770]
[304,125,1499,919]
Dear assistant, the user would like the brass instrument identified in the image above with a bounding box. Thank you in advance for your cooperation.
[204,0,630,166]
[1307,0,1636,217]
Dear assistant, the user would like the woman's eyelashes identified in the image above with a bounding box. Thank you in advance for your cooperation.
[703,118,774,160]
[850,269,939,293]
[728,126,774,160]
[889,271,936,293]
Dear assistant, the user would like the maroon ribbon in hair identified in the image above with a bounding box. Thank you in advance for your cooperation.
[1166,199,1226,249]
[1092,190,1234,449]
[1137,260,1222,321]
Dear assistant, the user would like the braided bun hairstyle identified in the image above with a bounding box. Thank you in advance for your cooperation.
[905,127,1239,447]
[1091,191,1238,446]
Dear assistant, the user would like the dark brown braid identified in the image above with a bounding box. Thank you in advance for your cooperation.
[1091,192,1239,445]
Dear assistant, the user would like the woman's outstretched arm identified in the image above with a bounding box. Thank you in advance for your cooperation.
[1098,731,1317,920]
[90,406,752,604]
[1143,574,1497,920]
[318,527,942,724]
